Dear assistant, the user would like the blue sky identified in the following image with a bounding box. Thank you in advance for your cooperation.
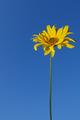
[0,0,80,120]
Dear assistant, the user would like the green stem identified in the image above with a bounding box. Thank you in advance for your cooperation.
[49,55,52,120]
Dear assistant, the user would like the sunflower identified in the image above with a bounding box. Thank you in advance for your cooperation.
[32,25,76,57]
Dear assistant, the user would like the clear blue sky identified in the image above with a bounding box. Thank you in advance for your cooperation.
[0,0,80,120]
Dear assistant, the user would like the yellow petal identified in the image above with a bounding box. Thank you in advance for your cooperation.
[44,47,51,56]
[38,33,43,39]
[42,45,46,51]
[57,44,62,49]
[57,27,63,38]
[36,37,42,42]
[36,34,47,44]
[34,43,42,51]
[63,40,69,44]
[44,46,55,57]
[50,49,55,57]
[61,25,69,38]
[42,30,49,39]
[52,25,56,37]
[39,33,50,45]
[55,26,69,44]
[33,34,38,37]
[65,37,76,42]
[63,25,69,33]
[33,34,43,42]
[66,32,73,36]
[46,25,54,37]
[64,43,75,48]
[32,38,38,42]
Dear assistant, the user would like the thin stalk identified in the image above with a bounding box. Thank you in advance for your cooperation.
[49,55,52,120]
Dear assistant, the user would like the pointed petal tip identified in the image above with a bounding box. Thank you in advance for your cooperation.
[33,34,38,37]
[34,46,37,51]
[57,44,62,49]
[65,43,75,48]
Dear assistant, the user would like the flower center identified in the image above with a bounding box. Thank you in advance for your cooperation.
[49,37,58,45]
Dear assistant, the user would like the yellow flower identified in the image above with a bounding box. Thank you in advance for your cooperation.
[32,25,76,57]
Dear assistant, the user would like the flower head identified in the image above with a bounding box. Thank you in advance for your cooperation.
[32,25,76,57]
